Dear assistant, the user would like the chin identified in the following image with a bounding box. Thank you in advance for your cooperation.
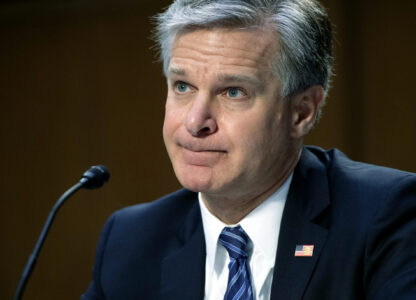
[179,178,214,193]
[174,165,214,193]
[178,169,216,192]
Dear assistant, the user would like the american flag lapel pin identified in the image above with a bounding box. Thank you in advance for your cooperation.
[294,245,314,257]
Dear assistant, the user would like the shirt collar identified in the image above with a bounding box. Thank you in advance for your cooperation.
[199,173,293,277]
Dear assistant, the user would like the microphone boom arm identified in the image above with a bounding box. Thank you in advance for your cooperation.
[14,182,83,300]
[13,165,109,300]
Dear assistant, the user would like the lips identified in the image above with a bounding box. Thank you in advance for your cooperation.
[180,145,226,166]
[178,140,226,152]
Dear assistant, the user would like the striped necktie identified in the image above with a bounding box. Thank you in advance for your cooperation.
[219,225,254,300]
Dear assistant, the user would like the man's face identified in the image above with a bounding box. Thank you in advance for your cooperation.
[163,27,297,201]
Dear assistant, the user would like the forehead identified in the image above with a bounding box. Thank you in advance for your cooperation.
[169,27,278,78]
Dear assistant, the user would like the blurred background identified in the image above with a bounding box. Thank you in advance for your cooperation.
[1,0,415,299]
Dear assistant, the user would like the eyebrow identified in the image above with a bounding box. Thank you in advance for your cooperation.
[169,68,186,76]
[168,68,267,92]
[216,74,263,87]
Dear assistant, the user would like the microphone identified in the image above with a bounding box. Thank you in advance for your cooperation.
[80,165,110,189]
[14,165,110,300]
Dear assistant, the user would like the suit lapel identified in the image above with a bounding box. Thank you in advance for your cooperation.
[160,196,206,300]
[271,148,331,300]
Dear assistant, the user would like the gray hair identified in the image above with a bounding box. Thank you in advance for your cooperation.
[153,0,333,100]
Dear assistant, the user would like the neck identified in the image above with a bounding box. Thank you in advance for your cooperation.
[201,148,301,225]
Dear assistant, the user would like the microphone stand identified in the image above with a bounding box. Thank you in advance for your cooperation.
[14,182,84,300]
[14,164,109,300]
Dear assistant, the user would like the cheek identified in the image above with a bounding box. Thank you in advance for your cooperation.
[227,115,269,162]
[237,109,285,161]
[163,104,179,148]
[163,99,183,134]
[162,117,171,147]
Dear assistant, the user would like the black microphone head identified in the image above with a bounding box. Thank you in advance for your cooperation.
[80,165,110,189]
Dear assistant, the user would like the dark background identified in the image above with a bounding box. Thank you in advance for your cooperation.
[1,0,415,299]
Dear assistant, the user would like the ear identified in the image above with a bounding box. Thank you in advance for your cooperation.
[289,85,325,139]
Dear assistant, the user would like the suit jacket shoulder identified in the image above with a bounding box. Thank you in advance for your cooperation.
[274,146,416,300]
[82,189,205,300]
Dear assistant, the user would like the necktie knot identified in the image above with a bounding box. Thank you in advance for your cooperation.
[219,225,250,259]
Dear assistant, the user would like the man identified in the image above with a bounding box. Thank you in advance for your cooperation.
[82,0,416,299]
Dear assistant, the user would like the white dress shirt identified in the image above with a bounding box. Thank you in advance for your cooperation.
[199,174,293,300]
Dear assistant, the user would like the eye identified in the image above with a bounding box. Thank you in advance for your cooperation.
[224,87,247,99]
[175,81,190,93]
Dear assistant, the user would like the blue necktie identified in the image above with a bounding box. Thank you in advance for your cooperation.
[219,225,254,300]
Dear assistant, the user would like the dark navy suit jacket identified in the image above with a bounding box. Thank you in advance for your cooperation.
[82,147,416,299]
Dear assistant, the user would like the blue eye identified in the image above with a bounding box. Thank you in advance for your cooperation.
[176,82,189,93]
[226,87,244,98]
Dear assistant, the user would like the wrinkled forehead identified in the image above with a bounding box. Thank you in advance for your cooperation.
[169,26,279,72]
[164,24,280,74]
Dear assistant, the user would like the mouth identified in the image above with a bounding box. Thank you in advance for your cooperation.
[179,141,227,153]
[180,145,226,166]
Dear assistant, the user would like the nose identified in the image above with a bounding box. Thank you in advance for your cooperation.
[185,94,217,137]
